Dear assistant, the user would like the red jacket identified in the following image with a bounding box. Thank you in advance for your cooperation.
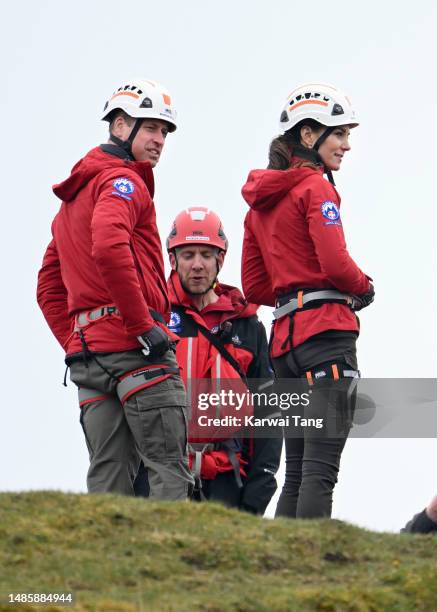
[37,146,173,356]
[167,271,281,514]
[168,271,266,441]
[241,165,370,357]
[168,271,260,382]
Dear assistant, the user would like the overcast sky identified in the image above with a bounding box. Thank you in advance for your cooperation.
[1,0,436,532]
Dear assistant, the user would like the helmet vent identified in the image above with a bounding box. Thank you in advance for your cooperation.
[304,92,311,99]
[280,110,288,123]
[140,97,153,108]
[332,103,344,115]
[189,210,207,221]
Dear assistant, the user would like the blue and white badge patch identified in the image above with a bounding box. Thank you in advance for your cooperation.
[168,311,182,334]
[320,201,341,226]
[112,177,135,201]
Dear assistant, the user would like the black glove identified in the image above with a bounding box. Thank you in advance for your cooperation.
[137,325,171,358]
[352,282,375,311]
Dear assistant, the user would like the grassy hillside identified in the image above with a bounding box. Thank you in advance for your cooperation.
[0,492,436,611]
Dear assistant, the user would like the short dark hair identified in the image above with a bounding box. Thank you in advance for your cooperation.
[108,110,134,135]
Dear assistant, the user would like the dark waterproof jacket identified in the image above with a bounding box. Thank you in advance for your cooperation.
[168,271,281,514]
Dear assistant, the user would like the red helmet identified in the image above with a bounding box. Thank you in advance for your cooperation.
[166,207,228,252]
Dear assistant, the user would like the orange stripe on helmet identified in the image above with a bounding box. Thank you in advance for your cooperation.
[162,93,171,105]
[111,91,140,100]
[289,99,329,110]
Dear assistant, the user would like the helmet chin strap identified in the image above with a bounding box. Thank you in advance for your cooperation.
[109,118,143,160]
[313,126,336,185]
[293,126,336,185]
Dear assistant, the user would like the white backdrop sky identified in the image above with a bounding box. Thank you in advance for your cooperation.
[1,0,436,532]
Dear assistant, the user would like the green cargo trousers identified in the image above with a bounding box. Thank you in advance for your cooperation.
[69,349,194,500]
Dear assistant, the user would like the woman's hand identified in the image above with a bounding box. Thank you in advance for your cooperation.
[352,282,375,311]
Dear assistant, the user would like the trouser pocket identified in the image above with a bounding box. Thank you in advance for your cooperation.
[131,401,188,461]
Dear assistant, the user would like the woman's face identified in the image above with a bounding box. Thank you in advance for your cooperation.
[317,126,351,171]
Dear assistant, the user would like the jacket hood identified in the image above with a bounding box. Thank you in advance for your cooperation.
[241,166,321,211]
[168,270,258,319]
[53,146,155,202]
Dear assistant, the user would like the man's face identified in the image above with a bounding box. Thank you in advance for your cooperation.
[131,119,170,166]
[113,117,170,166]
[170,246,224,295]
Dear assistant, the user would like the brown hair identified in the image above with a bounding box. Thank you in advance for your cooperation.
[267,119,324,170]
[108,110,134,135]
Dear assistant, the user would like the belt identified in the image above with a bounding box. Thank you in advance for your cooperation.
[74,304,165,330]
[273,289,356,320]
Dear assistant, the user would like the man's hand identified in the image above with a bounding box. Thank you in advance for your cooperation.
[352,282,375,311]
[137,325,171,358]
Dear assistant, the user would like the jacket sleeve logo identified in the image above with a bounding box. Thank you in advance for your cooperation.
[321,201,341,225]
[168,311,182,333]
[113,178,135,195]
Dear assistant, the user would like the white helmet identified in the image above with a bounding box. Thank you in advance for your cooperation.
[102,78,177,132]
[279,83,358,133]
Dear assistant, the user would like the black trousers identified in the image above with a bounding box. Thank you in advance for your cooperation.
[272,331,358,519]
[134,461,243,508]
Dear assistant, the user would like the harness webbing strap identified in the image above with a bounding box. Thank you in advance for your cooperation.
[194,451,202,484]
[74,304,165,331]
[304,366,360,382]
[116,366,179,404]
[75,305,118,329]
[189,443,213,499]
[196,323,248,383]
[273,289,354,320]
[226,447,243,488]
[343,370,360,378]
[188,441,244,489]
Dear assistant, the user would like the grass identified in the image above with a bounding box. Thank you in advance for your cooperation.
[0,492,436,611]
